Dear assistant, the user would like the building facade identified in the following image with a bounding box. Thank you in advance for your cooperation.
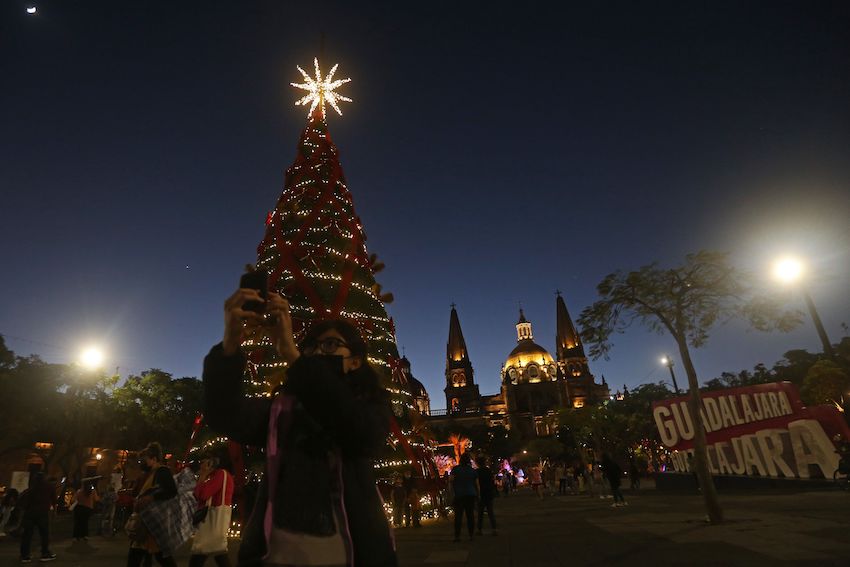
[426,294,609,438]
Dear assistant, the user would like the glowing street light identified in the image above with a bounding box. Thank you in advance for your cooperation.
[661,355,681,395]
[773,257,803,283]
[79,347,104,370]
[772,256,834,359]
[26,6,37,15]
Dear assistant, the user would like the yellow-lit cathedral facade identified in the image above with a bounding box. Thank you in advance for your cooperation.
[425,294,610,438]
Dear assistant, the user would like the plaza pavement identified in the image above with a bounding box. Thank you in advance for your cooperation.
[1,483,849,566]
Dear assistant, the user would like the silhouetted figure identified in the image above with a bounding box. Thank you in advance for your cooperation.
[450,453,477,542]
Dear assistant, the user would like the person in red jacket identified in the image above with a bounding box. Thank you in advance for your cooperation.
[190,455,235,567]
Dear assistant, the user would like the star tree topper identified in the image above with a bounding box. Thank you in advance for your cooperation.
[291,58,352,118]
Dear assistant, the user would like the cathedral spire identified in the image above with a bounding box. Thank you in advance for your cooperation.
[516,308,533,342]
[447,304,470,363]
[556,292,584,359]
[445,305,479,413]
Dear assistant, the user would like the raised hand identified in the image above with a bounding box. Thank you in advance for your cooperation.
[266,292,300,364]
[222,288,265,355]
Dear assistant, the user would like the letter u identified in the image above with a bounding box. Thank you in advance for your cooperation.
[670,402,695,441]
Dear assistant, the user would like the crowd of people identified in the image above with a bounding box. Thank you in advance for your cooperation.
[0,285,640,566]
[0,443,234,566]
[500,456,635,507]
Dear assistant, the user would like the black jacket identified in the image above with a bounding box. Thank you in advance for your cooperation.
[203,344,397,567]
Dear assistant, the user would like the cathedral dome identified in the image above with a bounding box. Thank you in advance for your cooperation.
[506,340,554,367]
[408,374,428,399]
[504,339,557,384]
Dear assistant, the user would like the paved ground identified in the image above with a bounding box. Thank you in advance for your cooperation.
[2,484,849,566]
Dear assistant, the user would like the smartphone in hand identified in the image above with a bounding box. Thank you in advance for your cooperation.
[239,271,268,314]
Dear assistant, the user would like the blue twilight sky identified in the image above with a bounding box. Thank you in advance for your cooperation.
[1,1,849,410]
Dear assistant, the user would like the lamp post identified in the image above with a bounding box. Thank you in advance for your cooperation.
[661,356,681,395]
[773,257,835,359]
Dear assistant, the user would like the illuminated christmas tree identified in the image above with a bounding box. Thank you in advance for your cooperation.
[239,59,439,496]
[189,60,443,526]
[242,59,402,392]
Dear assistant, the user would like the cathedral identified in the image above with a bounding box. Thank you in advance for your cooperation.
[422,293,610,439]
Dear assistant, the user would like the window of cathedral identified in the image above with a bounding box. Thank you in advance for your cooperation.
[527,364,540,382]
[573,399,584,408]
[452,370,466,387]
[508,368,518,383]
[534,418,549,436]
[451,398,460,412]
[549,364,558,379]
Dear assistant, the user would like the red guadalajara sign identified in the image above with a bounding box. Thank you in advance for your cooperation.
[652,382,850,479]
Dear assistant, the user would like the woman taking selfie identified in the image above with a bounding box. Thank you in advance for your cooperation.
[202,287,397,567]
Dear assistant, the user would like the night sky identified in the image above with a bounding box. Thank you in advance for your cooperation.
[2,1,849,409]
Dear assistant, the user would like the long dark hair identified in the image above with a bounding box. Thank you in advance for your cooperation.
[140,442,164,463]
[298,319,386,403]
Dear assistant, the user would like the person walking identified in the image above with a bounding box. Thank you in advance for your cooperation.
[402,470,421,528]
[529,466,543,499]
[602,454,626,507]
[475,456,497,536]
[18,472,57,563]
[0,488,19,536]
[450,452,477,542]
[558,463,568,495]
[629,460,641,491]
[127,442,180,567]
[72,482,98,542]
[390,476,405,528]
[189,455,234,567]
[592,462,608,499]
[203,289,397,567]
[99,485,117,536]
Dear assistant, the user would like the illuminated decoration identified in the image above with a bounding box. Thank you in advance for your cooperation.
[179,58,445,523]
[291,58,352,118]
[26,6,37,14]
[228,519,242,539]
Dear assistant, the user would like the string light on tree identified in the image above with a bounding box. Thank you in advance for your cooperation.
[178,53,443,522]
[291,58,352,118]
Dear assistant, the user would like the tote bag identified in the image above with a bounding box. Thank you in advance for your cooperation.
[192,471,231,555]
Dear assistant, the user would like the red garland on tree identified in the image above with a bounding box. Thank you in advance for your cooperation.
[192,58,446,519]
[247,107,403,388]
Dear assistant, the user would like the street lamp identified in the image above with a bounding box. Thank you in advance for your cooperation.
[661,356,681,395]
[772,256,835,359]
[79,347,104,370]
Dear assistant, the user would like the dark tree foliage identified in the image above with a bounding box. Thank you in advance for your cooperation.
[112,369,203,453]
[703,336,850,394]
[800,360,850,406]
[0,336,203,477]
[577,250,801,524]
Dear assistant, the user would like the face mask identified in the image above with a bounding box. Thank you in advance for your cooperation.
[312,354,346,373]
